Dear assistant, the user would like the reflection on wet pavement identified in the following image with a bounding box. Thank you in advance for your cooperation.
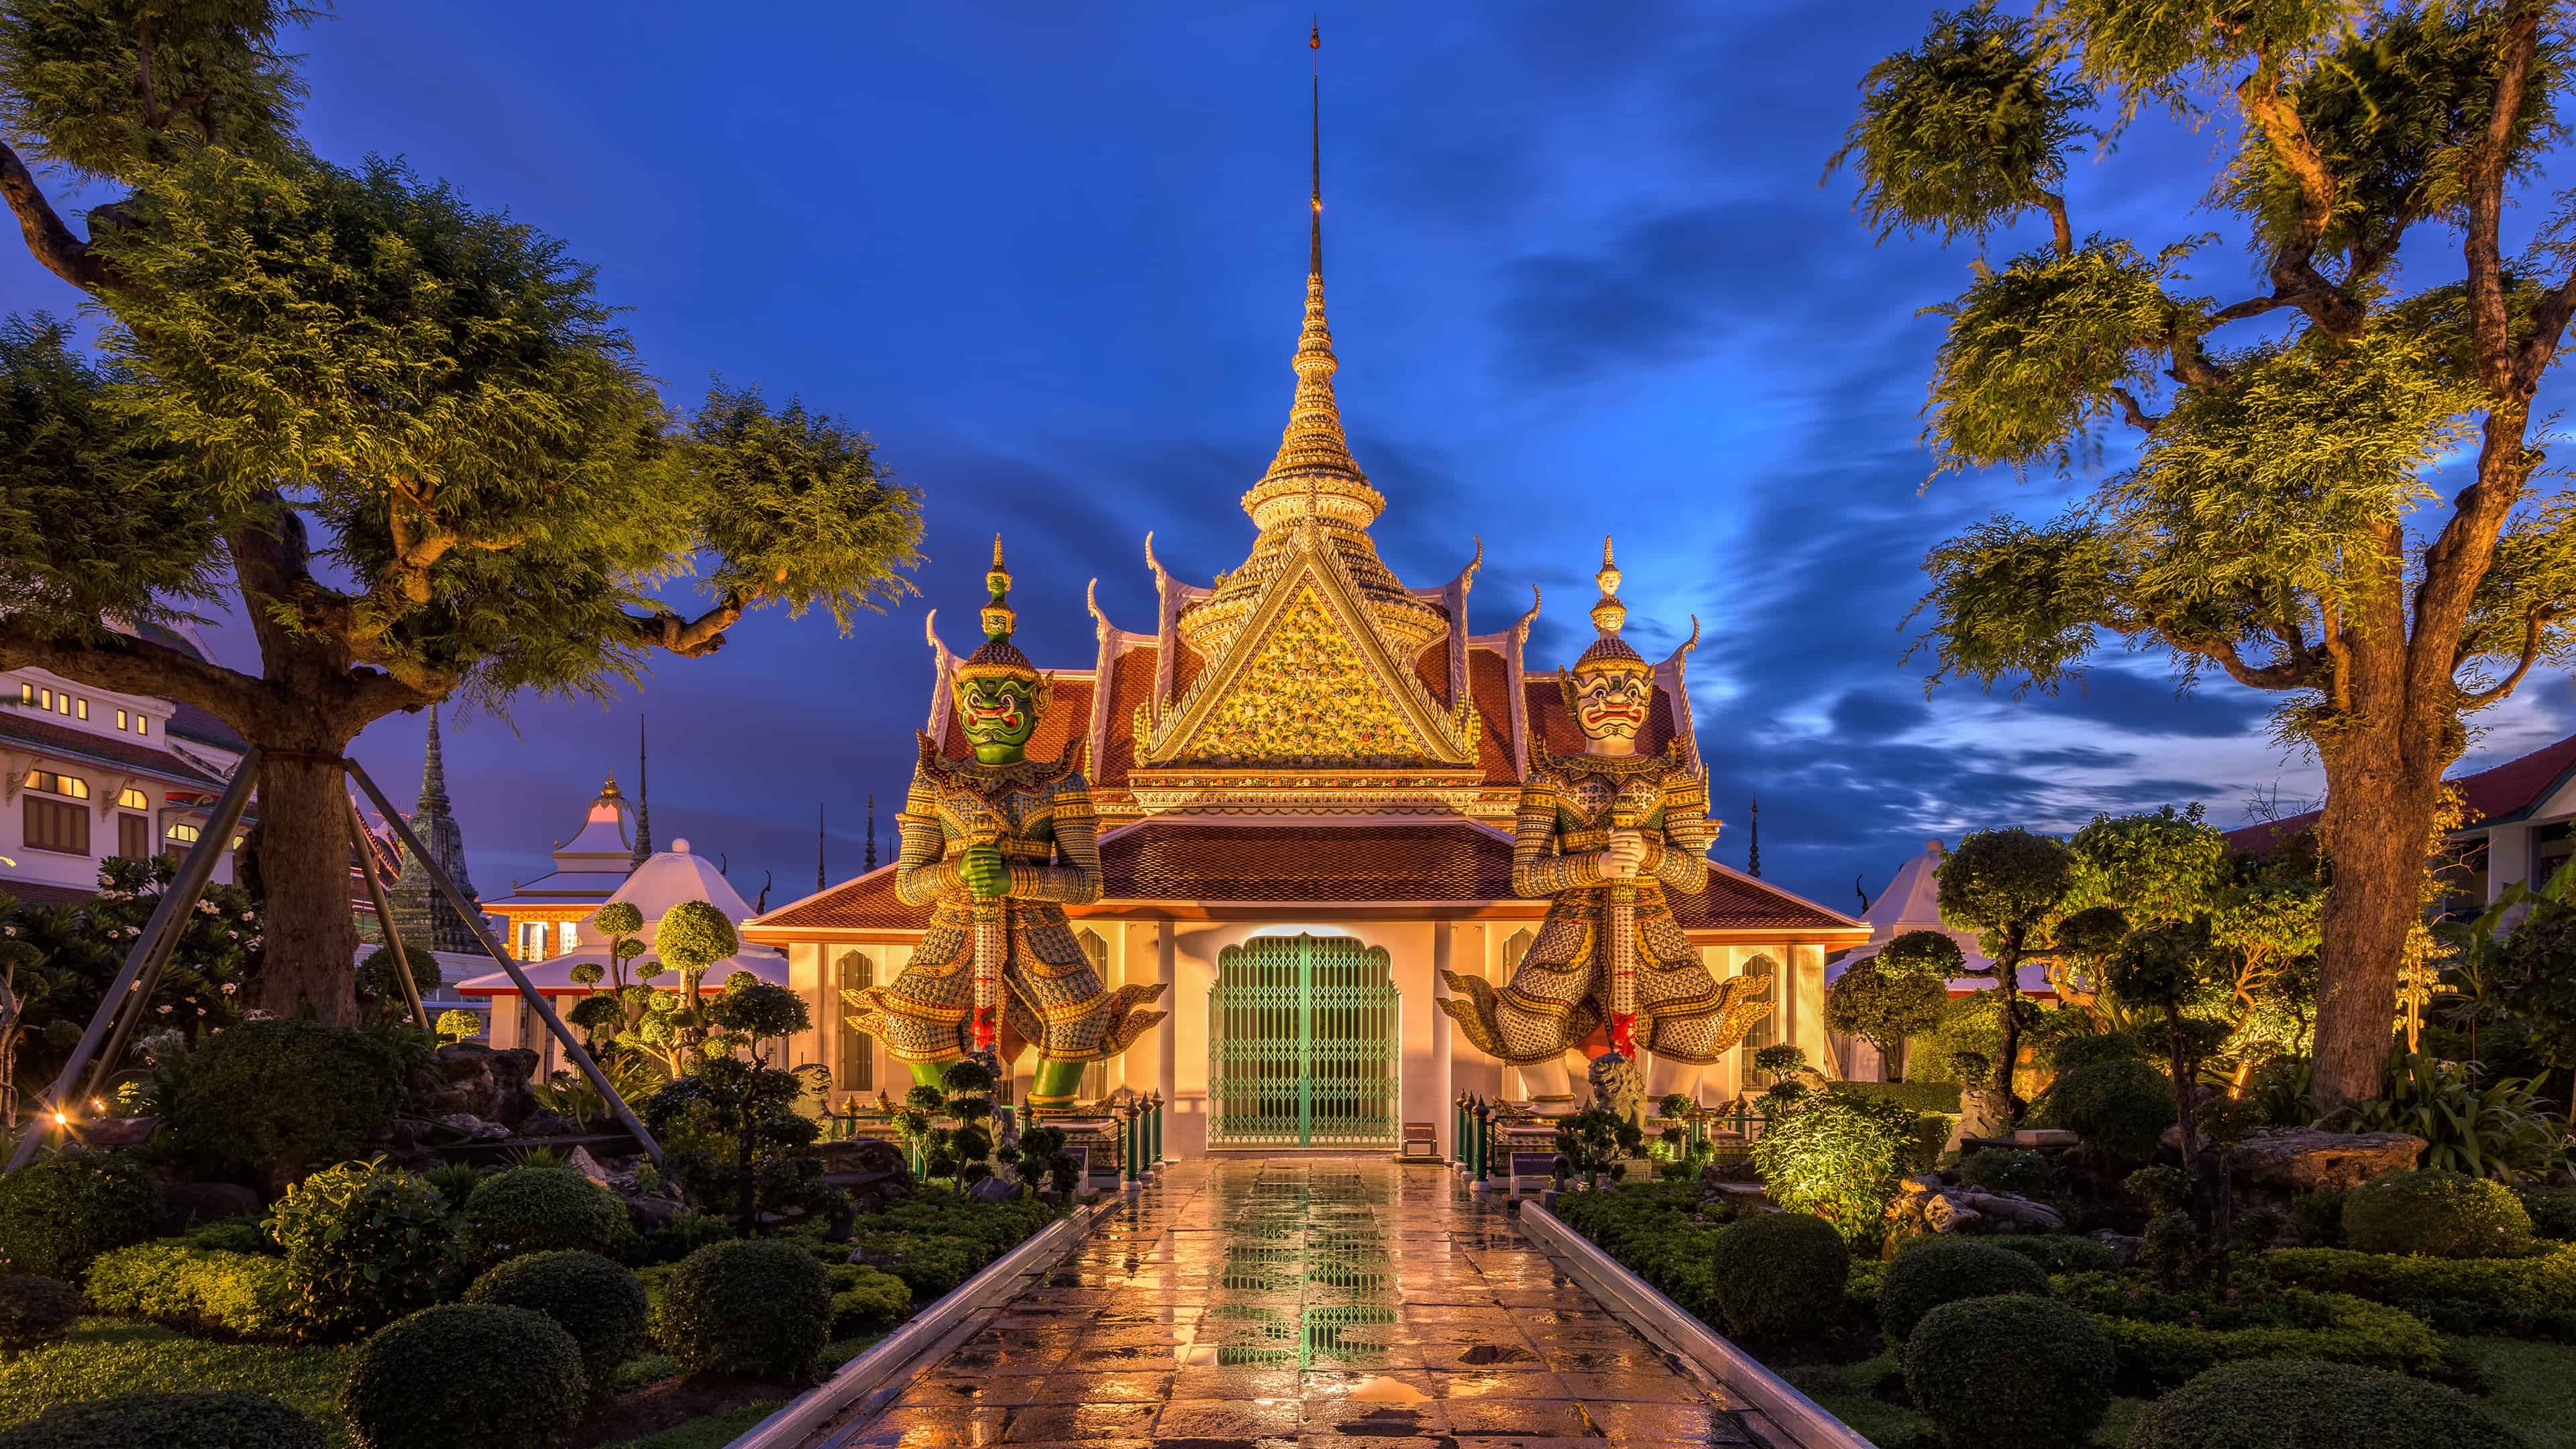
[824,1158,1760,1447]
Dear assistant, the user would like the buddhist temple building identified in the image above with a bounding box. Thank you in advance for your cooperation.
[482,775,645,963]
[741,152,1868,1158]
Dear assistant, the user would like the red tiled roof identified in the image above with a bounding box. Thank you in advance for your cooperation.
[1095,647,1157,790]
[1525,680,1678,760]
[2222,729,2576,855]
[1415,643,1449,708]
[0,711,225,788]
[0,879,97,906]
[1468,647,1519,786]
[935,678,1095,770]
[750,820,1864,934]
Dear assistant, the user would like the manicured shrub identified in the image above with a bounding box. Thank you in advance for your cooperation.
[178,1215,268,1256]
[1750,1089,1931,1243]
[1705,1210,1848,1342]
[265,1157,458,1338]
[2343,1169,2534,1258]
[461,1165,625,1265]
[2518,1185,2576,1242]
[0,1274,81,1354]
[653,1238,831,1379]
[2127,1358,2525,1449]
[1829,1079,1964,1113]
[0,1390,328,1449]
[1960,1146,2052,1196]
[2052,1273,2445,1385]
[1985,1233,2119,1275]
[166,1019,405,1182]
[2030,1055,2174,1164]
[1550,1181,1736,1324]
[85,1241,296,1338]
[0,1147,160,1279]
[826,1261,913,1334]
[1902,1295,2113,1449]
[343,1303,586,1448]
[1879,1236,2048,1341]
[2259,1242,2576,1339]
[465,1250,648,1387]
[2291,1188,2346,1248]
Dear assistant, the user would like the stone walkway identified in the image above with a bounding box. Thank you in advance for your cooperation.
[821,1158,1769,1447]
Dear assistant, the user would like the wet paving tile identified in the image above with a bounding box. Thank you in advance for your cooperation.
[818,1159,1749,1446]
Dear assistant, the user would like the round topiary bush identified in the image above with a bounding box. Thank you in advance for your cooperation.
[461,1166,625,1265]
[343,1303,586,1449]
[2127,1358,2525,1449]
[265,1157,458,1338]
[1879,1237,2049,1342]
[2031,1055,2175,1165]
[1903,1295,2114,1449]
[1705,1211,1849,1342]
[0,1274,82,1354]
[0,1391,328,1449]
[1960,1146,2053,1196]
[2343,1169,2534,1259]
[0,1147,161,1279]
[167,1019,405,1183]
[464,1250,648,1387]
[653,1238,831,1379]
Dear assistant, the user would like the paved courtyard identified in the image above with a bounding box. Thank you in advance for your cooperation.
[822,1157,1772,1448]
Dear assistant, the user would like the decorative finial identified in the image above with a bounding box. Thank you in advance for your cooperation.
[1589,535,1627,638]
[981,535,1016,644]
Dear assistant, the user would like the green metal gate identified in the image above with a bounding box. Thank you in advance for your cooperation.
[1210,934,1399,1148]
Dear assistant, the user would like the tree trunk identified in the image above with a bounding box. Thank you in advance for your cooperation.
[1992,926,2025,1118]
[2310,724,2451,1108]
[251,749,362,1027]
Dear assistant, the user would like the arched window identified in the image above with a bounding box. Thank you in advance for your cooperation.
[1078,930,1110,1101]
[1739,953,1781,1083]
[22,770,87,800]
[117,787,149,810]
[1503,928,1536,975]
[836,950,875,1091]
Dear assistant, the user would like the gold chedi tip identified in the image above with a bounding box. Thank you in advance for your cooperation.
[1576,535,1650,674]
[957,534,1038,684]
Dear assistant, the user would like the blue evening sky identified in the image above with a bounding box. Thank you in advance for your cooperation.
[11,3,2573,914]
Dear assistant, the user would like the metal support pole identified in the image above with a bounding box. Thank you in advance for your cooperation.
[348,758,663,1168]
[8,750,262,1170]
[347,792,428,1030]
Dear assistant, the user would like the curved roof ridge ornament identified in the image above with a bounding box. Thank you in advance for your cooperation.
[1660,614,1701,671]
[1511,584,1542,641]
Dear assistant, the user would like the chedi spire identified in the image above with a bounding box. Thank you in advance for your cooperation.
[385,704,482,953]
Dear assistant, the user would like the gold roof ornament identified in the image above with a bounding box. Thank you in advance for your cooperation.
[954,535,1040,686]
[1574,535,1652,676]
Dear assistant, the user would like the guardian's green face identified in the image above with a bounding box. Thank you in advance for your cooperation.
[957,676,1039,761]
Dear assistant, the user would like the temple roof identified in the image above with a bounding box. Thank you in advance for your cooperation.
[2223,727,2576,855]
[747,818,1864,938]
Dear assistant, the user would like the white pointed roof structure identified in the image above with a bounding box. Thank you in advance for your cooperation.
[459,837,786,997]
[480,777,640,914]
[1832,838,2048,994]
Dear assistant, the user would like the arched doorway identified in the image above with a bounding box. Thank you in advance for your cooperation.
[1210,934,1399,1148]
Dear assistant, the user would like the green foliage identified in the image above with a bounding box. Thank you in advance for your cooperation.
[2127,1164,2196,1214]
[632,1209,737,1267]
[1879,1236,2049,1341]
[464,1250,647,1389]
[0,1273,78,1354]
[1825,956,1951,1067]
[593,902,644,937]
[2053,1273,2445,1385]
[354,937,439,1016]
[2519,1185,2576,1242]
[1705,1211,1848,1343]
[264,1157,457,1339]
[342,1303,585,1449]
[2336,1053,2567,1181]
[433,1008,482,1044]
[1752,1042,1811,1077]
[654,902,739,986]
[0,1146,158,1278]
[1960,1145,2052,1195]
[0,0,309,182]
[2343,1167,2535,1258]
[825,1263,911,1335]
[1902,1294,2113,1449]
[1548,1182,1737,1326]
[1830,2,2092,244]
[0,1389,328,1449]
[2126,1357,2526,1449]
[652,1238,830,1380]
[459,1166,625,1267]
[705,977,810,1060]
[0,1317,351,1440]
[1752,1088,1934,1243]
[641,1054,826,1231]
[166,1019,402,1181]
[2261,1242,2576,1340]
[1829,1079,1963,1113]
[1553,1106,1641,1183]
[2066,805,2226,926]
[839,1188,1059,1300]
[1984,1232,2118,1275]
[87,1241,295,1338]
[2032,1054,2175,1164]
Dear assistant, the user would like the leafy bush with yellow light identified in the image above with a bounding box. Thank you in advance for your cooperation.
[87,1241,297,1338]
[2342,1168,2534,1259]
[460,1166,625,1267]
[1750,1087,1941,1244]
[266,1158,458,1338]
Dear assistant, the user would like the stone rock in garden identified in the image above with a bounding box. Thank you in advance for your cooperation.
[83,1115,162,1148]
[407,1042,540,1126]
[2012,1128,2078,1148]
[156,1179,260,1232]
[1948,1087,2010,1151]
[568,1146,616,1186]
[2089,1230,2141,1267]
[2224,1128,2427,1193]
[969,1175,1020,1204]
[436,1112,512,1142]
[1925,1192,1982,1233]
[623,1193,682,1232]
[513,1109,578,1138]
[1953,1191,2065,1232]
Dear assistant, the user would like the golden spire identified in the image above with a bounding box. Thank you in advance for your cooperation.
[1240,19,1385,534]
[957,534,1038,684]
[1575,535,1650,674]
[980,535,1015,643]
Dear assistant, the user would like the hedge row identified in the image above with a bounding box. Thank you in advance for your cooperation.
[1829,1080,1964,1114]
[86,1244,297,1340]
[2053,1275,2445,1387]
[2258,1244,2576,1340]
